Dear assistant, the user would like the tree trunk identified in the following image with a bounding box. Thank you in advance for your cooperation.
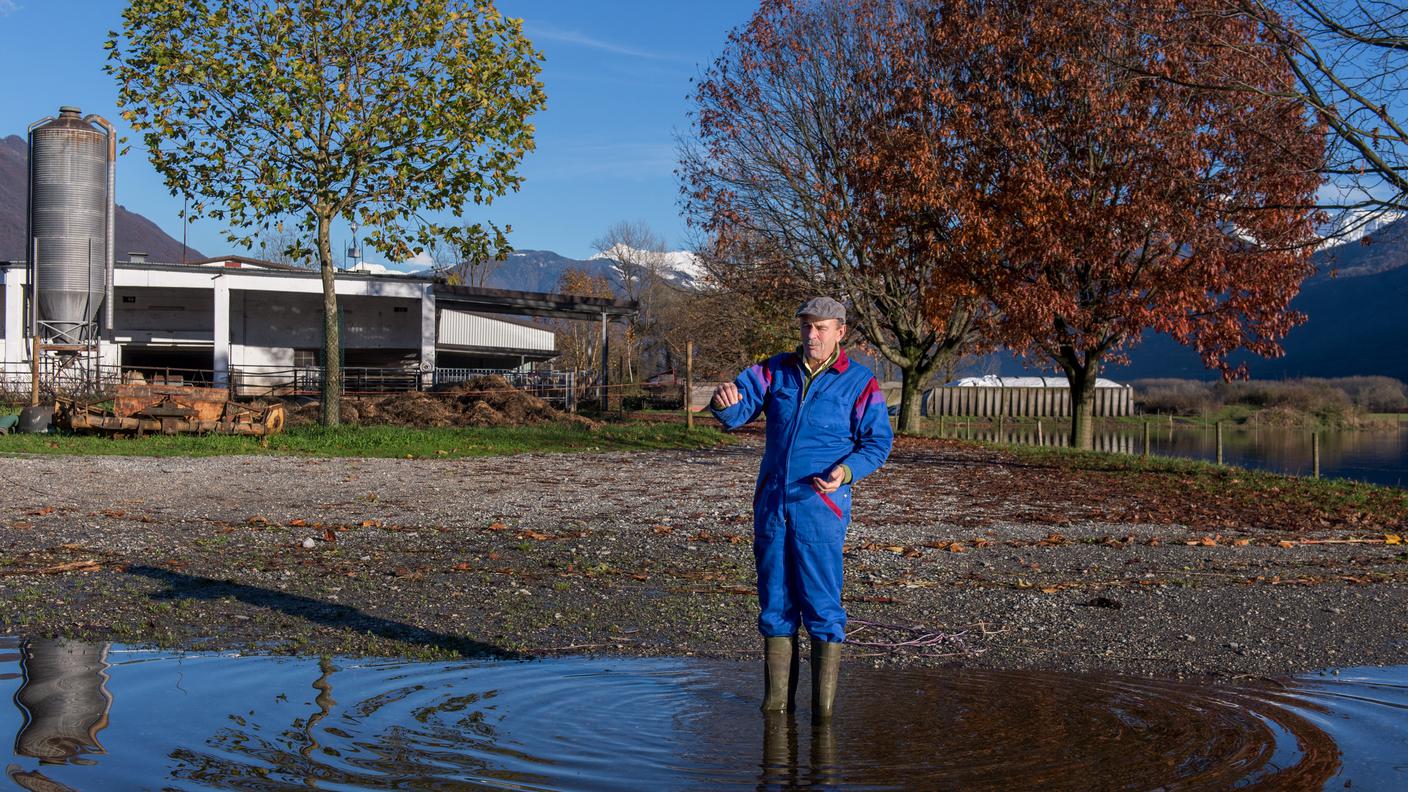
[317,214,342,427]
[1067,363,1098,450]
[897,367,922,433]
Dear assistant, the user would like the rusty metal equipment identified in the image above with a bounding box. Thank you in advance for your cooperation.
[56,383,285,437]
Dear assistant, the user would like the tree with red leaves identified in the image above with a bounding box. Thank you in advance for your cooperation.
[681,0,992,432]
[853,0,1326,448]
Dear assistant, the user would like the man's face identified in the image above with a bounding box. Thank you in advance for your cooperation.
[799,316,846,362]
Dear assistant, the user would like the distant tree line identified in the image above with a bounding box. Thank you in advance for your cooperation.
[1133,376,1408,418]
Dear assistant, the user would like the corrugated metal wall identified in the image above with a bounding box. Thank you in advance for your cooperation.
[926,385,1134,417]
[437,310,555,352]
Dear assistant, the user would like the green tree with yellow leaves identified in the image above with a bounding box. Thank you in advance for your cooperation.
[107,0,545,424]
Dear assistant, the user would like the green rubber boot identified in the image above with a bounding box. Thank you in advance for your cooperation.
[762,635,799,712]
[811,638,841,720]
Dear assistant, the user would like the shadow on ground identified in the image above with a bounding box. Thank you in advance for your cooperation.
[125,565,516,659]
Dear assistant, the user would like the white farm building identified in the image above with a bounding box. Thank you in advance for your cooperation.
[927,374,1134,417]
[0,255,634,399]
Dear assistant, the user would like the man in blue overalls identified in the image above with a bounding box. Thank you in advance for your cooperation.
[711,297,894,718]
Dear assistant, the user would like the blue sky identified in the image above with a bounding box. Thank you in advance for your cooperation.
[0,0,758,264]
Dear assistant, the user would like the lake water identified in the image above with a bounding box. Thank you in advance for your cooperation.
[945,421,1408,488]
[3,636,1405,790]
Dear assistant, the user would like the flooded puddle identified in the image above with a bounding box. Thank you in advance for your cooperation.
[2,636,1404,790]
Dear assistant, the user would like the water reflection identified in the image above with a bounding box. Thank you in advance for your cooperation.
[0,639,1402,790]
[2,637,112,792]
[948,421,1408,487]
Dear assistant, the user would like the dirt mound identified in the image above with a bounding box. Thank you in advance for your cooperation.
[285,376,595,429]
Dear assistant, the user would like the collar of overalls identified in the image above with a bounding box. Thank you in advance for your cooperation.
[791,345,851,375]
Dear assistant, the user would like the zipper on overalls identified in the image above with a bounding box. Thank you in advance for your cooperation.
[782,357,825,498]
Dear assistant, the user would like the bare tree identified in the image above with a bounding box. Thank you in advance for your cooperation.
[591,221,673,383]
[247,224,312,268]
[681,0,990,431]
[1240,1,1408,227]
[425,222,507,287]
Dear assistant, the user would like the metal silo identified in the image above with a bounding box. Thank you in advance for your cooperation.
[27,106,115,343]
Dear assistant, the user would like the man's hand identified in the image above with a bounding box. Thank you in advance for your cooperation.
[712,382,741,409]
[811,466,845,494]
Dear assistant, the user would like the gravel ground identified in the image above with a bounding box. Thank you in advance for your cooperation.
[1,434,1405,680]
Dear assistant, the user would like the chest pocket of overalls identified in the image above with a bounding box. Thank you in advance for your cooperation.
[767,385,797,426]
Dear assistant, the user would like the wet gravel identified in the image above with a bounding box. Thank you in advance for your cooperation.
[1,435,1405,680]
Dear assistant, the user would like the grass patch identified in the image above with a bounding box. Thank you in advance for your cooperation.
[992,440,1408,517]
[0,421,732,459]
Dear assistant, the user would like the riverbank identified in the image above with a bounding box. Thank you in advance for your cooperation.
[1,432,1404,680]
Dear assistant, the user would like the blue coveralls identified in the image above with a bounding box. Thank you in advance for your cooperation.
[712,348,893,643]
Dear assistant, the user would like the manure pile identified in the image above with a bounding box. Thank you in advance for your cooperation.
[286,375,593,428]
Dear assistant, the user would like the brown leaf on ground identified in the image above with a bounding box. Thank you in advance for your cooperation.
[34,560,100,575]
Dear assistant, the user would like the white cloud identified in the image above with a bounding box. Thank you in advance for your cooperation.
[524,23,691,63]
[0,1,21,15]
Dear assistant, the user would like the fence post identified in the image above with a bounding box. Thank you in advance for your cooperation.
[30,335,40,406]
[1312,430,1321,479]
[685,340,694,430]
[1142,419,1150,457]
[1216,420,1224,466]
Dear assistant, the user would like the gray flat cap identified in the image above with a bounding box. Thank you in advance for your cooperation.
[796,296,846,322]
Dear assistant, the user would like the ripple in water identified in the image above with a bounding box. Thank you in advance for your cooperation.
[1,637,1403,790]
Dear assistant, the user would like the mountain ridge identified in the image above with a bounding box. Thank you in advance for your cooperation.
[0,134,201,264]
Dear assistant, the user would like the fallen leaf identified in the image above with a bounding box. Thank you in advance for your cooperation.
[361,519,381,528]
[1385,533,1402,546]
[36,560,100,574]
[247,515,270,526]
[288,518,307,527]
[452,562,472,571]
[27,506,55,517]
[488,522,508,532]
[322,527,337,542]
[1277,540,1297,549]
[521,530,551,541]
[1233,538,1251,546]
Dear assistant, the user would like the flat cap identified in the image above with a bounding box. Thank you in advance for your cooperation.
[796,296,846,322]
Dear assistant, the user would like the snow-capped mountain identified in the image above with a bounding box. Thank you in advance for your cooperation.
[589,244,705,289]
[1317,208,1405,251]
